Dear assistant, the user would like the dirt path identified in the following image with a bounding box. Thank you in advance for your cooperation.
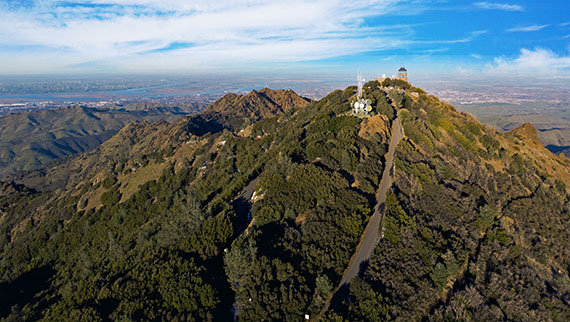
[314,116,403,320]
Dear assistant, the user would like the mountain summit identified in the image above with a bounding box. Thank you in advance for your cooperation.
[182,88,310,136]
[1,81,569,321]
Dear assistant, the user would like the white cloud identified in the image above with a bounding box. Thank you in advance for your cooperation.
[488,48,570,75]
[0,0,421,73]
[406,30,488,47]
[471,54,482,59]
[0,0,492,74]
[507,24,549,32]
[474,2,523,12]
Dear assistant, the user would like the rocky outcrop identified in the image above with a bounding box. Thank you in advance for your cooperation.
[511,122,541,145]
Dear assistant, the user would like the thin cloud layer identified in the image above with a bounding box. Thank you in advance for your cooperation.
[507,24,550,32]
[0,0,414,73]
[0,0,568,76]
[474,2,524,12]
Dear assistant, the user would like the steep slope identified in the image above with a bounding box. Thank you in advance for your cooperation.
[477,113,570,158]
[0,82,569,322]
[0,105,189,177]
[182,88,310,135]
[8,88,310,194]
[8,120,178,192]
[327,87,570,321]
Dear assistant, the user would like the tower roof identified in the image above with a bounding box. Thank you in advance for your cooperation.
[399,67,407,72]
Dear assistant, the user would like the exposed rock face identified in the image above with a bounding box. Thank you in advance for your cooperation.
[511,122,540,144]
[205,88,309,119]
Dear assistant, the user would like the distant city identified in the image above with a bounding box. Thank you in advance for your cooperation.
[419,79,570,107]
[0,77,351,114]
[1,75,569,117]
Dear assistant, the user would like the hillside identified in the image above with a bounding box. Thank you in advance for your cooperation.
[182,87,310,135]
[453,103,570,158]
[0,82,569,321]
[6,88,310,193]
[476,113,570,158]
[0,105,191,177]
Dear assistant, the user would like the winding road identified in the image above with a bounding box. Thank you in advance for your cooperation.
[314,116,403,320]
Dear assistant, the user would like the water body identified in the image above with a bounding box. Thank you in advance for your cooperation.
[0,82,189,102]
[0,79,347,104]
[0,82,272,102]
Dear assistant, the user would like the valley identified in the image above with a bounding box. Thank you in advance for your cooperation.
[0,105,194,177]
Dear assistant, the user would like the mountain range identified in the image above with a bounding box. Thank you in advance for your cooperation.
[0,83,568,321]
[0,104,199,177]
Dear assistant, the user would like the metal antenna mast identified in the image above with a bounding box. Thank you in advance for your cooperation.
[357,69,364,100]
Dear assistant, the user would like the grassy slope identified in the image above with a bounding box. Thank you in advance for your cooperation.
[457,103,570,157]
[0,106,188,176]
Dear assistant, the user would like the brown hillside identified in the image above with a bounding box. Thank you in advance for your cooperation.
[182,88,310,135]
[205,88,310,118]
[511,122,541,145]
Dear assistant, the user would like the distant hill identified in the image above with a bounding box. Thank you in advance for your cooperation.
[547,145,570,158]
[5,88,310,192]
[0,105,191,177]
[182,88,310,135]
[465,111,570,158]
[0,82,568,321]
[107,101,204,114]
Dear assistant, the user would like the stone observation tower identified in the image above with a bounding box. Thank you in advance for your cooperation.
[374,67,410,84]
[398,67,408,82]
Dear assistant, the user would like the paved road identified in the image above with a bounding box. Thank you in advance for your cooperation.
[314,116,403,320]
[231,177,258,232]
[230,177,258,321]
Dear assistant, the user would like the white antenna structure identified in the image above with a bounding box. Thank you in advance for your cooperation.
[357,69,364,100]
[353,68,370,115]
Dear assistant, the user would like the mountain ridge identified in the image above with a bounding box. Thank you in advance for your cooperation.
[0,105,193,177]
[181,88,310,136]
[0,81,569,321]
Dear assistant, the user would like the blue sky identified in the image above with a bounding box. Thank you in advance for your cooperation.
[0,0,569,78]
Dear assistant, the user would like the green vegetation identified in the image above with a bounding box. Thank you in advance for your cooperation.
[381,78,411,90]
[0,105,190,176]
[1,84,569,322]
[466,108,570,158]
[327,84,570,321]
